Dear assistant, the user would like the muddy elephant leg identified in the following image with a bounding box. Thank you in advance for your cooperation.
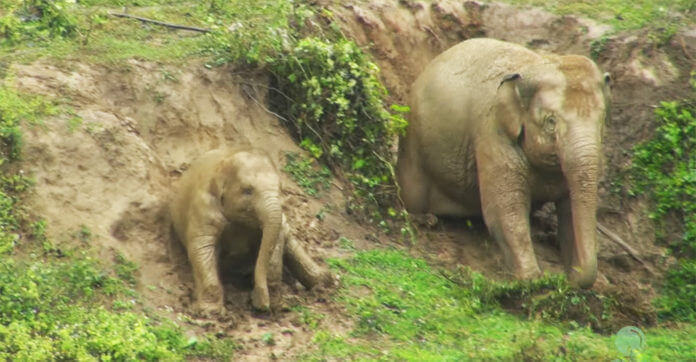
[267,216,287,286]
[477,148,541,279]
[282,219,327,289]
[187,235,224,316]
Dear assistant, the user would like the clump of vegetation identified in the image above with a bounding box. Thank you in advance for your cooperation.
[198,0,298,67]
[0,0,77,44]
[0,85,55,254]
[270,37,408,210]
[629,100,696,321]
[317,249,695,360]
[283,152,331,196]
[322,249,621,360]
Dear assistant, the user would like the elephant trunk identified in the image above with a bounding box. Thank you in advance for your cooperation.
[254,190,283,299]
[559,125,600,288]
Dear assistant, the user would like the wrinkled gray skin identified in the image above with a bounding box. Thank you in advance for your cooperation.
[170,147,328,315]
[397,38,610,288]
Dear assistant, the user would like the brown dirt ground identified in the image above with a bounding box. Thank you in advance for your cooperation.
[10,0,696,359]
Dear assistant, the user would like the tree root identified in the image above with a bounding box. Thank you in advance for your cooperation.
[597,223,656,275]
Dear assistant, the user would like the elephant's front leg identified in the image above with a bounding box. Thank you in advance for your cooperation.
[476,146,541,279]
[187,234,225,317]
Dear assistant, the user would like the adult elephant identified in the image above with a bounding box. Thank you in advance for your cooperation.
[397,38,610,288]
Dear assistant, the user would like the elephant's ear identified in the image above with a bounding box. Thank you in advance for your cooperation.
[496,73,536,142]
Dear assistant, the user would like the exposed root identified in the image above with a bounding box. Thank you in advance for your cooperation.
[597,223,656,275]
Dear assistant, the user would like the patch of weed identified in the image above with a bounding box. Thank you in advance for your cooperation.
[321,249,619,360]
[627,100,696,321]
[270,38,409,211]
[318,249,693,360]
[283,152,331,197]
[114,252,139,286]
[292,305,325,329]
[498,0,695,31]
[0,0,77,45]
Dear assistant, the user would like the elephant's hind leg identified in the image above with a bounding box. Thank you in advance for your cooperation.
[281,220,328,289]
[397,136,431,214]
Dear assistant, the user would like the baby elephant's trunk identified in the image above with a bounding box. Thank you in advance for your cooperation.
[252,191,283,310]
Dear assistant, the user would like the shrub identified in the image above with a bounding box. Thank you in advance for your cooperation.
[0,0,77,44]
[631,100,696,256]
[629,100,696,321]
[269,38,408,210]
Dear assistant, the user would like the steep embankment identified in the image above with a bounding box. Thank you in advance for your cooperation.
[6,0,696,359]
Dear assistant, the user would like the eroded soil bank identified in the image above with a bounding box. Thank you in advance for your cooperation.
[11,0,696,358]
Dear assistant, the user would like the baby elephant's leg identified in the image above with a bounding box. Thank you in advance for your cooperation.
[187,235,225,316]
[282,219,329,289]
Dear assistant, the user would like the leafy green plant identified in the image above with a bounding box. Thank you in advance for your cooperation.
[628,100,696,321]
[283,152,331,196]
[655,260,696,322]
[115,252,139,286]
[198,0,296,67]
[590,35,609,60]
[270,38,409,210]
[0,0,77,44]
[631,101,696,257]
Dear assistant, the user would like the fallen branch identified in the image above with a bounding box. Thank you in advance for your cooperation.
[109,12,210,33]
[597,223,656,275]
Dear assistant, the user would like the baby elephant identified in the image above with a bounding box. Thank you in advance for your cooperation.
[170,147,328,315]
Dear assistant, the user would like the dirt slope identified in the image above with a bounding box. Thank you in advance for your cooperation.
[13,60,372,359]
[10,0,696,358]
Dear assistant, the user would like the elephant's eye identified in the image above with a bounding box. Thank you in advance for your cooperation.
[242,187,254,195]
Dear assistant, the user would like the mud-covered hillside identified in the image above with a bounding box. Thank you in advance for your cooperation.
[1,0,695,360]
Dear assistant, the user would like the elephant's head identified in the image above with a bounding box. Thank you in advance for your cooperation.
[212,150,281,225]
[496,55,611,288]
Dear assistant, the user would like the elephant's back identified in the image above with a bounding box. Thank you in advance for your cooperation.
[407,38,543,199]
[412,38,542,126]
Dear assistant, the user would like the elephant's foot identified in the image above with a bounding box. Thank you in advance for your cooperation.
[251,286,270,312]
[514,262,542,281]
[193,300,227,319]
[410,213,438,228]
[284,237,333,290]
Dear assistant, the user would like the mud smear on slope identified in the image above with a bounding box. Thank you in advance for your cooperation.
[10,0,696,358]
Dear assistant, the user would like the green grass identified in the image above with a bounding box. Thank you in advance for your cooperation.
[497,0,695,32]
[309,249,695,360]
[283,152,332,197]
